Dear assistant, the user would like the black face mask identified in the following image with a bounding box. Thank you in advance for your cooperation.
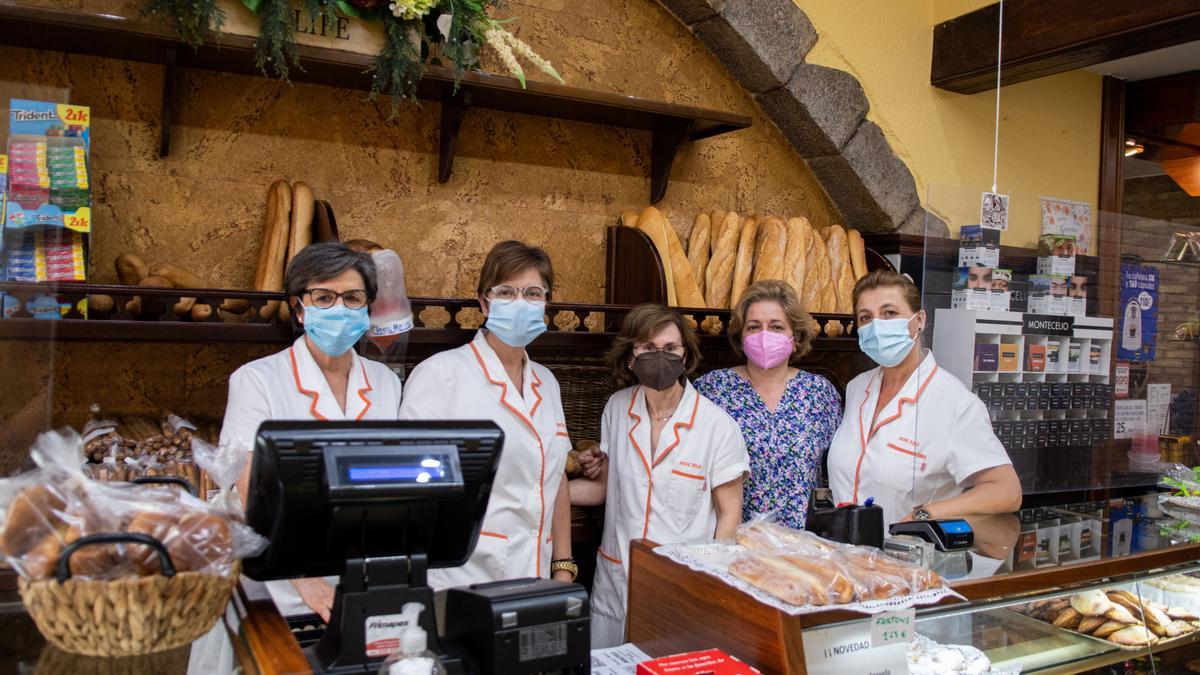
[631,351,686,391]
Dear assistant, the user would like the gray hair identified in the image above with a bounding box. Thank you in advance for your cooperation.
[284,242,378,302]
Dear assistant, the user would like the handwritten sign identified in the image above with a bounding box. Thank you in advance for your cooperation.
[870,609,915,647]
[802,618,907,675]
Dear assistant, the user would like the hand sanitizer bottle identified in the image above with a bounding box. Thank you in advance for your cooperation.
[378,603,445,675]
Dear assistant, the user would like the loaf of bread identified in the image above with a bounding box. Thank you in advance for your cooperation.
[827,225,856,314]
[665,219,706,309]
[709,210,728,243]
[314,200,339,242]
[783,217,811,299]
[687,213,711,297]
[279,182,316,323]
[258,180,292,321]
[847,228,868,281]
[803,228,834,312]
[705,212,740,309]
[620,210,640,229]
[752,216,787,283]
[149,262,251,315]
[634,207,678,307]
[115,253,149,286]
[730,215,759,307]
[730,552,828,606]
[0,485,66,558]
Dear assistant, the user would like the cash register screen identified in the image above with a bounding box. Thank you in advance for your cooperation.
[329,445,463,490]
[344,453,456,485]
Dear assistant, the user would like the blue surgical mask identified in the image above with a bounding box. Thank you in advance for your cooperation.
[858,314,918,367]
[303,304,370,356]
[486,299,546,348]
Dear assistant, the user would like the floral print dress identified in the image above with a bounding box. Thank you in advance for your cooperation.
[694,368,842,529]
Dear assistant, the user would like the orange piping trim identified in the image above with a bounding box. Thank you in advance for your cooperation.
[529,368,544,417]
[626,387,654,539]
[671,469,704,481]
[885,442,927,460]
[288,347,328,421]
[479,530,508,540]
[470,342,547,577]
[598,547,621,564]
[651,391,700,469]
[555,431,570,438]
[354,362,373,421]
[852,365,939,503]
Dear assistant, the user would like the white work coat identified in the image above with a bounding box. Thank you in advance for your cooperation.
[827,351,1011,526]
[218,335,403,615]
[591,382,749,648]
[399,330,571,590]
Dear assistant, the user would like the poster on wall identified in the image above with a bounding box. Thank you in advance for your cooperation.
[1118,263,1159,362]
[1041,196,1093,255]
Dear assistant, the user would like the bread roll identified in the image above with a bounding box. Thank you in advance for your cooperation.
[752,216,787,283]
[803,228,833,312]
[620,210,640,228]
[635,207,678,307]
[258,181,292,320]
[168,512,232,573]
[827,225,856,314]
[709,210,728,242]
[0,486,67,557]
[784,217,811,300]
[149,262,251,315]
[705,212,740,309]
[847,228,868,281]
[730,215,759,307]
[687,213,711,298]
[729,552,825,606]
[115,253,149,285]
[126,275,173,318]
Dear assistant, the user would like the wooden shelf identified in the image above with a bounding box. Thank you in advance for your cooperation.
[0,2,752,203]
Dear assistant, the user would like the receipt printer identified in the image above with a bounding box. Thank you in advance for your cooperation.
[806,502,885,549]
[445,578,589,675]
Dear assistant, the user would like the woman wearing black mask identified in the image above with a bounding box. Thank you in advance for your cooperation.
[570,304,748,647]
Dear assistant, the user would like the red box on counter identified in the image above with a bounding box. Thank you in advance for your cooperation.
[636,649,761,674]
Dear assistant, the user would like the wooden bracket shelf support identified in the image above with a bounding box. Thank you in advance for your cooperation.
[650,117,694,204]
[438,89,472,183]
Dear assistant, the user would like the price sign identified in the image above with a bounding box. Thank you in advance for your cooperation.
[1115,362,1129,397]
[1113,399,1146,439]
[870,609,915,647]
[802,618,907,675]
[64,207,91,233]
[56,104,90,126]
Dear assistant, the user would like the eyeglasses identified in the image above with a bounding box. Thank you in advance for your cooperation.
[488,284,548,303]
[304,288,369,310]
[632,343,686,357]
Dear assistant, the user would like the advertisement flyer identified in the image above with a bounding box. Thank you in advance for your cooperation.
[1118,263,1158,362]
[1041,196,1093,255]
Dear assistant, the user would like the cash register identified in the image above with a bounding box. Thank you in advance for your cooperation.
[244,421,590,674]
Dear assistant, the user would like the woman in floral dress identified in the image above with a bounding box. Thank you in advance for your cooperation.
[695,280,842,528]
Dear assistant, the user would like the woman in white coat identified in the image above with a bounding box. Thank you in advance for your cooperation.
[400,241,576,588]
[572,304,749,648]
[827,270,1021,526]
[220,242,403,619]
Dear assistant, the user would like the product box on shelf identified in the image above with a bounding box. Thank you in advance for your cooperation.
[1037,234,1076,276]
[990,268,1012,311]
[998,343,1019,371]
[958,224,1001,268]
[1026,344,1046,371]
[1029,274,1069,315]
[974,343,999,371]
[953,266,994,310]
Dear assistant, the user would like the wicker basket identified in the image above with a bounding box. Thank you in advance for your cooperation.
[18,533,238,657]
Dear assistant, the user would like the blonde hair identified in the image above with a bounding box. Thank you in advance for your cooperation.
[728,280,816,362]
[852,270,921,313]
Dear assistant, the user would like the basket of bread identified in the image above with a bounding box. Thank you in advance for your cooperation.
[1015,587,1200,648]
[655,518,961,615]
[0,429,265,657]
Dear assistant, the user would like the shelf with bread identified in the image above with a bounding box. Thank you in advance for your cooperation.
[0,3,751,203]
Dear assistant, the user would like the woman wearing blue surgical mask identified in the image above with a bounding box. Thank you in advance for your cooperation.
[400,241,577,589]
[827,270,1021,527]
[217,241,403,621]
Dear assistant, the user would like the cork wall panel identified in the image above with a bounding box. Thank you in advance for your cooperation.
[0,0,837,462]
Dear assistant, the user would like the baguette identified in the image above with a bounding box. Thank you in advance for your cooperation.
[847,228,868,281]
[314,200,339,242]
[705,212,740,309]
[729,552,826,606]
[115,253,149,285]
[279,183,316,323]
[752,216,787,283]
[803,228,833,312]
[620,209,640,228]
[784,217,811,300]
[709,210,728,242]
[635,207,678,306]
[687,213,712,298]
[665,218,705,308]
[730,215,759,307]
[827,225,855,313]
[258,181,292,320]
[779,553,855,604]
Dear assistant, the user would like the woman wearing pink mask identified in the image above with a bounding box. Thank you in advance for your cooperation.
[694,280,841,529]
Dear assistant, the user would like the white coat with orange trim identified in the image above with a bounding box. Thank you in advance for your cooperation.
[399,330,571,590]
[218,335,403,616]
[591,381,749,648]
[827,350,1011,526]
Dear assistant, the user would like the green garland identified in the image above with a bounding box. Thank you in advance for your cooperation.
[142,0,563,107]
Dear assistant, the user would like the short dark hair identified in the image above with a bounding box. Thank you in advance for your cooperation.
[605,304,701,387]
[285,242,378,302]
[476,241,554,299]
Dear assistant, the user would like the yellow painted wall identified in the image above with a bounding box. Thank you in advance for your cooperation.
[796,0,1102,250]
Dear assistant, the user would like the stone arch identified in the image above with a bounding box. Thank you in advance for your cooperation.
[659,0,948,236]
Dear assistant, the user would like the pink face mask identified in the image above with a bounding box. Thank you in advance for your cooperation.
[743,331,795,369]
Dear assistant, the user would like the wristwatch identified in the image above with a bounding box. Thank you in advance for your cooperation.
[912,504,933,521]
[550,558,579,582]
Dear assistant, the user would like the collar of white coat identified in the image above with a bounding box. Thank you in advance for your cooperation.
[626,379,701,472]
[858,349,939,442]
[468,330,544,421]
[288,335,374,421]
